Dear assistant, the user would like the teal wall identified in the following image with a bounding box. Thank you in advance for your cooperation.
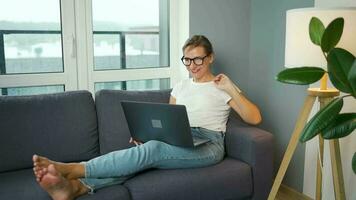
[190,0,251,91]
[248,0,314,191]
[190,0,314,192]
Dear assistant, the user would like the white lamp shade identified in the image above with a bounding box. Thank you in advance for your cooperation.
[285,8,356,69]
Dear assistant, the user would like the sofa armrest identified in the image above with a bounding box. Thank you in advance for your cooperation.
[225,121,274,200]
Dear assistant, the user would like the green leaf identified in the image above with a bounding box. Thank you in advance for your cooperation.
[327,48,355,93]
[322,113,356,139]
[309,17,325,46]
[276,67,325,85]
[321,18,344,52]
[353,152,356,174]
[300,98,343,142]
[348,60,356,97]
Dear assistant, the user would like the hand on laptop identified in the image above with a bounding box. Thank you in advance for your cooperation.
[129,137,143,146]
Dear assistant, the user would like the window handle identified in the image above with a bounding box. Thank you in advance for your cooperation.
[71,34,77,58]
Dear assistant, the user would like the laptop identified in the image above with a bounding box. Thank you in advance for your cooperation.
[121,101,210,148]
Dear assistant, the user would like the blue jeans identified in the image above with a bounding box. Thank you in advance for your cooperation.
[79,127,225,192]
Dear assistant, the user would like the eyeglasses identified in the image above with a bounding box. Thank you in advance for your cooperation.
[181,55,209,66]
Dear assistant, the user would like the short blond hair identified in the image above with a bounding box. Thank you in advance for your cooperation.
[182,35,214,55]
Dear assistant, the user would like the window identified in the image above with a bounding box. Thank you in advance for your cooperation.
[95,78,170,91]
[0,0,189,96]
[89,0,170,91]
[92,0,169,71]
[0,0,77,96]
[0,0,63,75]
[0,85,64,96]
[3,33,63,74]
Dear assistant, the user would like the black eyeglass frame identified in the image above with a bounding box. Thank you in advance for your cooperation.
[180,55,209,66]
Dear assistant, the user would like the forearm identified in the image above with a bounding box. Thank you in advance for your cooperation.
[228,84,262,125]
[213,73,262,124]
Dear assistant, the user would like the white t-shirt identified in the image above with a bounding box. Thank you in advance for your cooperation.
[171,78,232,132]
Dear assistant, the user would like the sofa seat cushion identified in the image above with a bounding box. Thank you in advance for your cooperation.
[78,184,131,200]
[0,169,131,200]
[0,169,49,199]
[124,158,252,200]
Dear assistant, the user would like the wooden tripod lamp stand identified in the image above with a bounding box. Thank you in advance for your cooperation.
[268,8,356,200]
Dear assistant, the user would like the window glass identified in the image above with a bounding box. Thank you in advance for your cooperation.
[92,0,169,70]
[93,34,121,70]
[0,85,64,96]
[95,78,170,91]
[0,0,63,74]
[125,34,160,69]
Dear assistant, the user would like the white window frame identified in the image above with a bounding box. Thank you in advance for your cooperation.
[75,0,189,94]
[84,0,174,93]
[0,0,189,94]
[169,0,190,86]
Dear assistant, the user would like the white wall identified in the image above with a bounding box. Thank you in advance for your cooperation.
[303,1,356,199]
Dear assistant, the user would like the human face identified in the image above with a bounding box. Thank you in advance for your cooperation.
[183,46,214,82]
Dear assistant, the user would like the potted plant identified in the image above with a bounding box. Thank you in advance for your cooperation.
[276,16,356,173]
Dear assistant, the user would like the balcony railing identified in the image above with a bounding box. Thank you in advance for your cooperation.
[0,29,159,95]
[0,29,159,74]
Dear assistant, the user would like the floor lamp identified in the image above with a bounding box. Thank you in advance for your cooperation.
[268,8,356,200]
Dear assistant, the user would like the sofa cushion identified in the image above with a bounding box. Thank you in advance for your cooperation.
[78,185,131,200]
[124,158,252,200]
[0,91,100,172]
[0,169,130,200]
[0,169,49,199]
[95,89,171,154]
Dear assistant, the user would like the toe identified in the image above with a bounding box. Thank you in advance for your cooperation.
[33,154,38,162]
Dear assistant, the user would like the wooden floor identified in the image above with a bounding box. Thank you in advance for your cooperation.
[275,184,313,200]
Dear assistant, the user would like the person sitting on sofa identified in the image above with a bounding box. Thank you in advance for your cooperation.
[32,35,262,200]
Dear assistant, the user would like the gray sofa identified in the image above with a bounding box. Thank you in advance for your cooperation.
[0,90,274,200]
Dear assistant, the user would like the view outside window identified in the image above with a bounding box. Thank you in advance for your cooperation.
[125,34,161,68]
[0,85,64,96]
[92,0,169,71]
[0,0,63,75]
[95,78,170,91]
[93,34,121,70]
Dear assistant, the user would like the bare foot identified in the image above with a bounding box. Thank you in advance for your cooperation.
[36,164,88,200]
[33,155,85,179]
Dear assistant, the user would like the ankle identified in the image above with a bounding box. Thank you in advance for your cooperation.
[66,163,85,179]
